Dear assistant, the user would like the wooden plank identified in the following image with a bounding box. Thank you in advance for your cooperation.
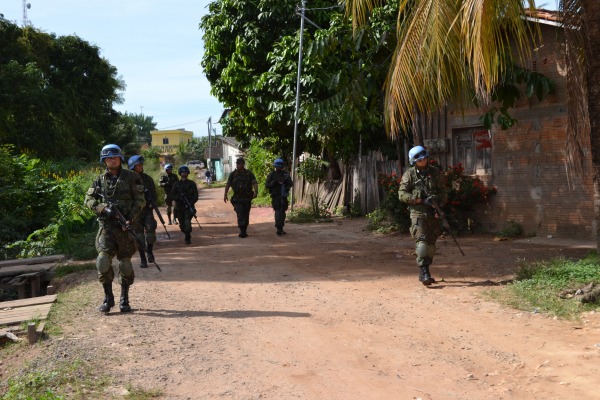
[0,255,66,268]
[0,295,57,308]
[0,303,53,325]
[0,263,56,278]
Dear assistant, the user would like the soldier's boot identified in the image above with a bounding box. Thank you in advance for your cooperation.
[239,227,248,238]
[167,213,172,225]
[276,227,284,236]
[425,264,436,283]
[184,233,191,244]
[419,266,433,286]
[99,282,115,312]
[146,243,155,263]
[138,246,148,268]
[119,284,132,312]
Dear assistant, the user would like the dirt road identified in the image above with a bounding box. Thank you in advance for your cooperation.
[9,185,600,399]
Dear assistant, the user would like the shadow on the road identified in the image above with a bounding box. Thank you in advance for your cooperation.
[423,279,513,289]
[130,309,311,319]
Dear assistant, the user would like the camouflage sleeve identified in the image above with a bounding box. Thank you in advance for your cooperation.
[265,172,275,189]
[131,173,146,221]
[189,181,199,204]
[398,169,418,204]
[435,169,448,206]
[158,174,167,187]
[149,178,158,202]
[84,176,104,214]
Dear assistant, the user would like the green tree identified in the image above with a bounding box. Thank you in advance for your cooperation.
[0,18,125,161]
[121,112,157,145]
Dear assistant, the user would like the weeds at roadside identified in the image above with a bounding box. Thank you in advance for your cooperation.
[125,385,164,399]
[483,253,600,319]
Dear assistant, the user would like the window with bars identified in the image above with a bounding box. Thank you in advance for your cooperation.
[162,137,169,145]
[453,127,492,175]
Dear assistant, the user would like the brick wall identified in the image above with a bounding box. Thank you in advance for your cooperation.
[425,23,595,240]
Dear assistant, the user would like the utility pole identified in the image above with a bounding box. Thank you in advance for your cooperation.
[290,0,306,210]
[207,117,212,172]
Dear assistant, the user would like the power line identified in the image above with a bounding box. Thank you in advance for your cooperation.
[157,118,211,130]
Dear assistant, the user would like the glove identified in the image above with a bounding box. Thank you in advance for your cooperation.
[423,196,436,207]
[97,203,112,217]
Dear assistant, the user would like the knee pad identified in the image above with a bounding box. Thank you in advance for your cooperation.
[118,259,135,285]
[427,243,436,258]
[415,241,429,258]
[96,251,112,274]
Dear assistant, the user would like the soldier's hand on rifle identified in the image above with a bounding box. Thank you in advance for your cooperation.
[122,220,132,232]
[97,203,113,217]
[423,196,437,207]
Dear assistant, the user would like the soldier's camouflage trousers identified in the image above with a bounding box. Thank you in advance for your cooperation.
[409,215,441,267]
[95,223,136,285]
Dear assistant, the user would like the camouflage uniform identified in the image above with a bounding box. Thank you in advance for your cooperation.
[398,164,447,276]
[265,169,293,234]
[226,169,257,234]
[171,179,199,237]
[133,172,158,266]
[159,171,179,223]
[85,168,145,285]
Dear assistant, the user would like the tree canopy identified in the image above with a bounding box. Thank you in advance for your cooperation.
[0,18,128,161]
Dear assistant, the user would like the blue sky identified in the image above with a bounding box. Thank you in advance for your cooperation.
[1,0,224,137]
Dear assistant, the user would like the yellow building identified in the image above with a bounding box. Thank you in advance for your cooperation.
[150,129,193,162]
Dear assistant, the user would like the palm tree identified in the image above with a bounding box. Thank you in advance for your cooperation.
[349,0,600,249]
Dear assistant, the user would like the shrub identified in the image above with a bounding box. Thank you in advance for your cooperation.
[377,160,497,234]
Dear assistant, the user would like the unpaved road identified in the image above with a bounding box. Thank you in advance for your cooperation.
[5,184,600,399]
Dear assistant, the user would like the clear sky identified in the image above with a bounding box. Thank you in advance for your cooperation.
[1,0,224,137]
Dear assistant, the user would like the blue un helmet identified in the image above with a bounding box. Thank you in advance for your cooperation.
[100,144,125,162]
[178,165,190,175]
[164,163,173,171]
[273,158,285,168]
[128,155,144,170]
[408,145,429,165]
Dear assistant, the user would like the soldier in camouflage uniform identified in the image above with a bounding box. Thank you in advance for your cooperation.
[398,146,447,286]
[128,155,158,268]
[159,164,179,224]
[265,158,293,235]
[224,158,258,238]
[84,144,145,312]
[171,165,199,244]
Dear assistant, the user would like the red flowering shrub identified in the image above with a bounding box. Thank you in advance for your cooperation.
[377,160,497,233]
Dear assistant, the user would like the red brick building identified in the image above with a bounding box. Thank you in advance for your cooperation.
[418,10,594,240]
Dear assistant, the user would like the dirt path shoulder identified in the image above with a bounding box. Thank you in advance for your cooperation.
[3,186,600,399]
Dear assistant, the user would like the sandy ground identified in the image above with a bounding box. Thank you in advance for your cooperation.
[5,184,600,399]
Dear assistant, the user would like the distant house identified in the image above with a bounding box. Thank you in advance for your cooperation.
[415,9,594,240]
[205,135,243,181]
[150,128,194,164]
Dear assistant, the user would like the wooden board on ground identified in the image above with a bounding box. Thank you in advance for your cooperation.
[0,295,57,325]
[0,255,66,268]
[0,262,56,278]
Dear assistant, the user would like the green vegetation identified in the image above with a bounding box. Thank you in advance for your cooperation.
[287,196,332,223]
[496,220,524,238]
[484,254,600,319]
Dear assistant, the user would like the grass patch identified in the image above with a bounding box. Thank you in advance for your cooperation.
[53,262,96,279]
[1,359,111,399]
[287,206,332,223]
[483,253,600,319]
[45,272,97,336]
[125,385,164,399]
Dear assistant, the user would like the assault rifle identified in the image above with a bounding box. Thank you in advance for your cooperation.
[97,192,163,271]
[417,179,465,256]
[181,194,202,229]
[144,188,171,239]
